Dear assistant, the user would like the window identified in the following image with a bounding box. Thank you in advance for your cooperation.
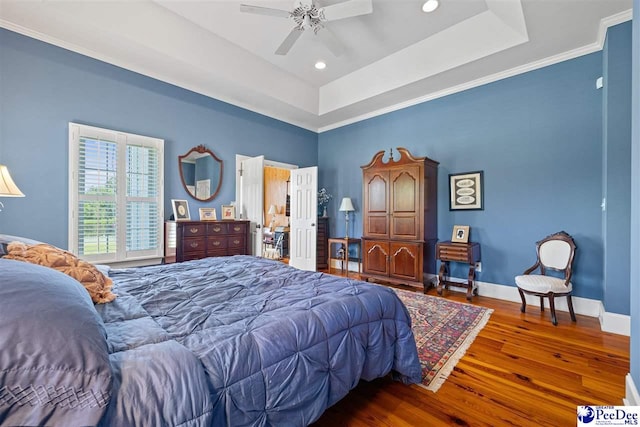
[69,123,164,264]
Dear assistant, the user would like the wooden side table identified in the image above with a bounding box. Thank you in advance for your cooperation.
[436,241,481,301]
[328,237,361,278]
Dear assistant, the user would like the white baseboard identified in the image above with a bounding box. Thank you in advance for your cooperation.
[424,275,630,336]
[625,374,640,406]
[336,263,630,336]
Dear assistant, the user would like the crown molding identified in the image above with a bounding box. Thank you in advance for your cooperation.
[318,9,633,133]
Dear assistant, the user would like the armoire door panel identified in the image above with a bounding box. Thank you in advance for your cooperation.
[391,216,418,238]
[363,240,389,276]
[365,174,388,212]
[391,169,419,213]
[389,241,422,282]
[367,216,388,236]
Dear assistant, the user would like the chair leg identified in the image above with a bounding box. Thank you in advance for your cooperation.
[518,288,527,313]
[567,295,577,322]
[539,296,545,312]
[548,294,558,326]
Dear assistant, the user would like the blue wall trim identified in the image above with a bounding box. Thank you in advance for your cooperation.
[603,22,633,316]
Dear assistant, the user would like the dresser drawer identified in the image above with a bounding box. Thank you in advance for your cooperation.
[182,238,206,254]
[228,222,247,235]
[207,237,228,251]
[228,235,245,250]
[183,224,206,237]
[438,246,470,262]
[207,223,227,235]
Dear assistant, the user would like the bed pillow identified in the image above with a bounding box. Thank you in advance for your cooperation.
[0,234,42,257]
[0,259,113,426]
[3,241,116,303]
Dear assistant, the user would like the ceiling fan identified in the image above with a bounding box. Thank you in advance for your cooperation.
[239,0,373,56]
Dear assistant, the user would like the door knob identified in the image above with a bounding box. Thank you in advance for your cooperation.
[311,223,316,227]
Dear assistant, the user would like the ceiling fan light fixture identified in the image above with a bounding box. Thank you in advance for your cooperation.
[422,0,439,13]
[315,61,327,70]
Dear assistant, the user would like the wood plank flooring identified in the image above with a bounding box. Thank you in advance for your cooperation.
[311,272,630,427]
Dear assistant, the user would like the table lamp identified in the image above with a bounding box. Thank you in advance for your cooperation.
[338,197,355,239]
[0,165,25,211]
[267,204,277,229]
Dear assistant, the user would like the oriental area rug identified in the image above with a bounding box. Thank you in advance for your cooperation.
[393,288,493,392]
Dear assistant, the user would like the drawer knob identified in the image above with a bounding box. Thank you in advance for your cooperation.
[234,226,241,231]
[214,227,221,232]
[190,242,199,248]
[189,228,199,234]
[233,240,240,245]
[213,241,221,246]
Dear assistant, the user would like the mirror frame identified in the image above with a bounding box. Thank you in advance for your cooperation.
[178,144,223,202]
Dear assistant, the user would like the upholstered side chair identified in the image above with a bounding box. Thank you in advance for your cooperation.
[515,231,577,326]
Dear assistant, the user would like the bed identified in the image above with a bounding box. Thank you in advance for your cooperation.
[0,252,421,426]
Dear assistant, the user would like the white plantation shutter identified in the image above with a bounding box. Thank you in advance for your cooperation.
[69,123,164,264]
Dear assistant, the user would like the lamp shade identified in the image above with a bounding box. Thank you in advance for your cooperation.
[338,197,354,212]
[267,204,277,215]
[0,165,25,197]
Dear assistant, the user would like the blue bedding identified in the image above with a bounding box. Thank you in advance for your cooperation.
[96,255,421,426]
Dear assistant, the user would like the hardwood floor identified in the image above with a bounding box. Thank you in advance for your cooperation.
[311,271,630,427]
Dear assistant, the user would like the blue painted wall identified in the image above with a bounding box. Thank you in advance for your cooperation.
[0,29,317,249]
[319,52,605,301]
[630,0,640,391]
[603,22,633,316]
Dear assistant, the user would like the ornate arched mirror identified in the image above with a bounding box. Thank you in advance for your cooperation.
[178,145,223,202]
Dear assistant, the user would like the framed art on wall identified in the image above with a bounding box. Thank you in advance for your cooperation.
[451,225,470,243]
[449,171,484,210]
[171,199,191,221]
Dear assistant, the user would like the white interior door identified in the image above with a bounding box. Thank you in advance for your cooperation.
[289,166,318,271]
[238,155,264,256]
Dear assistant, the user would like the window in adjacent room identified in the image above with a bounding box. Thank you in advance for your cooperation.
[68,123,164,265]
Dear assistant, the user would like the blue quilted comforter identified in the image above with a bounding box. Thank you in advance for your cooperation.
[96,256,421,426]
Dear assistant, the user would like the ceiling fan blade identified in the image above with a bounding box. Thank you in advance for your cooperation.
[316,27,345,57]
[275,28,304,55]
[240,4,291,18]
[320,0,372,22]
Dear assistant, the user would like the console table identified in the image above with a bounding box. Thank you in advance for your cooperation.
[436,241,481,301]
[328,237,361,278]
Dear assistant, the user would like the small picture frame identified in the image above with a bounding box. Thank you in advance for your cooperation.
[449,171,484,210]
[221,205,235,220]
[171,199,191,221]
[452,225,470,243]
[199,207,217,221]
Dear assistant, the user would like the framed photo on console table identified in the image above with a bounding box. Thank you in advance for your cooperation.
[452,225,470,243]
[449,171,484,210]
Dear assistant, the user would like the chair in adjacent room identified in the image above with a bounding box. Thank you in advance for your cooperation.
[515,231,577,326]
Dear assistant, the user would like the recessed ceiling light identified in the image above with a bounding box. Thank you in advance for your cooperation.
[422,0,439,13]
[315,61,326,70]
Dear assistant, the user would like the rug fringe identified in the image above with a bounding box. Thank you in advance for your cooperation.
[416,308,494,393]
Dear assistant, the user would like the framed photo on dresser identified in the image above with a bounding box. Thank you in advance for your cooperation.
[171,199,191,221]
[221,205,235,220]
[199,208,217,221]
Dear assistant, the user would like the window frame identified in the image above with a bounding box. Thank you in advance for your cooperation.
[68,122,164,265]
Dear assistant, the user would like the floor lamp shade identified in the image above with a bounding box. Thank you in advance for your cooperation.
[0,165,25,197]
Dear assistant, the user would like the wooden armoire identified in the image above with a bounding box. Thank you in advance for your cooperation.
[360,147,438,291]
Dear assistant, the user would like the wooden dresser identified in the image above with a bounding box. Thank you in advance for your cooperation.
[360,147,438,291]
[174,220,250,262]
[316,217,329,269]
